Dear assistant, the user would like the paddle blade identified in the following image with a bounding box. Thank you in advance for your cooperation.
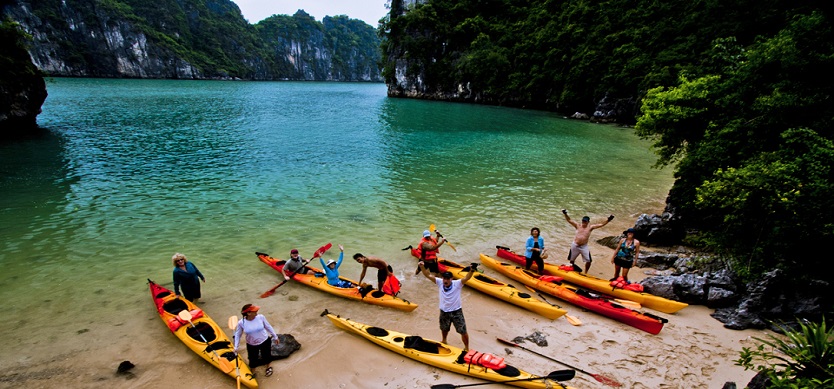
[566,314,582,326]
[313,243,332,258]
[430,385,456,389]
[614,299,642,310]
[177,309,193,322]
[547,369,576,381]
[429,224,436,233]
[593,373,623,387]
[260,279,288,298]
[228,315,239,330]
[218,357,234,374]
[497,337,519,347]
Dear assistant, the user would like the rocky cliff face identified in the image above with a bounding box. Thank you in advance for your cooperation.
[1,17,47,134]
[3,1,382,81]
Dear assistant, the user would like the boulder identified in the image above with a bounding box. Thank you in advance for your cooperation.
[271,334,302,359]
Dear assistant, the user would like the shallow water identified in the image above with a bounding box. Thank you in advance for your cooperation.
[0,79,674,387]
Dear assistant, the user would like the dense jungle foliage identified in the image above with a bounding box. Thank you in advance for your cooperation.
[381,1,834,283]
[14,0,380,79]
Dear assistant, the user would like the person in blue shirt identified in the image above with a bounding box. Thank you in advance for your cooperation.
[321,244,353,288]
[525,227,546,273]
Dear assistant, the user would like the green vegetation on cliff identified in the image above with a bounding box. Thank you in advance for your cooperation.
[382,1,834,283]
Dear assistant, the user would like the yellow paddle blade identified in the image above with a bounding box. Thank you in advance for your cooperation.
[177,309,193,322]
[228,315,239,330]
[429,224,436,233]
[218,357,235,373]
[566,314,582,326]
[614,299,642,310]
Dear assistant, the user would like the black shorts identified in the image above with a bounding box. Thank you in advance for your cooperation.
[424,260,439,273]
[614,256,634,269]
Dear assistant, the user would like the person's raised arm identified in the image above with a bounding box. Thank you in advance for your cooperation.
[592,214,615,230]
[461,263,478,284]
[562,209,577,228]
[418,261,435,281]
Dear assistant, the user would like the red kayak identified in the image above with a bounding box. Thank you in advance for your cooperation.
[480,254,667,334]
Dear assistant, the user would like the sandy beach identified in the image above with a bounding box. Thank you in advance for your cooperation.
[1,235,762,389]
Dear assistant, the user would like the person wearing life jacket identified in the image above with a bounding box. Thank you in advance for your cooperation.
[415,229,446,274]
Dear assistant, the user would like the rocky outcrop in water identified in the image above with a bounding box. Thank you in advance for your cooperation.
[1,16,47,134]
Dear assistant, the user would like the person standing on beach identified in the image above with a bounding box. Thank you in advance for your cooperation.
[562,209,614,273]
[418,261,476,350]
[525,227,546,273]
[354,252,394,291]
[233,304,278,377]
[611,228,640,283]
[172,253,205,302]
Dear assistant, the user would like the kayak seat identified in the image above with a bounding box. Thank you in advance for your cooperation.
[206,341,231,352]
[370,290,386,298]
[575,289,598,299]
[185,322,216,342]
[474,275,500,285]
[220,351,236,361]
[155,291,172,299]
[517,292,531,299]
[404,336,439,354]
[493,365,521,377]
[162,299,189,315]
[366,327,389,337]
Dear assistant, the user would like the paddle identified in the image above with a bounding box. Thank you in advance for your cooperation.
[260,243,332,298]
[496,338,622,387]
[177,310,234,373]
[522,284,581,326]
[227,316,241,389]
[430,370,575,389]
[431,224,457,252]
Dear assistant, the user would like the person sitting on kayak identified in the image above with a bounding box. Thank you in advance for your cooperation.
[418,261,477,351]
[283,248,314,280]
[321,244,353,288]
[414,229,446,274]
[354,253,394,291]
[562,210,614,273]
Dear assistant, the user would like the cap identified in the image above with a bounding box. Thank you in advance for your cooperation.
[423,230,432,238]
[581,216,591,222]
[241,304,260,314]
[624,228,636,234]
[441,271,453,279]
[290,249,299,254]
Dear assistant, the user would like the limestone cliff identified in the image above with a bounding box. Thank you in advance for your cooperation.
[0,17,47,134]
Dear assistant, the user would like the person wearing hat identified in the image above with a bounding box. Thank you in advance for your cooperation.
[413,229,446,274]
[171,252,205,302]
[233,304,279,377]
[320,244,352,288]
[418,260,477,351]
[610,228,641,283]
[562,209,614,273]
[283,248,314,281]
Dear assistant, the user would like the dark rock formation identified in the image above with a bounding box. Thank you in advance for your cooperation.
[270,334,301,359]
[1,17,47,134]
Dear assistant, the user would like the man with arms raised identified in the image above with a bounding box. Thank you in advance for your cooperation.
[418,261,476,350]
[562,209,614,273]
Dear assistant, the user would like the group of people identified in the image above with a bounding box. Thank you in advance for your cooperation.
[167,210,641,376]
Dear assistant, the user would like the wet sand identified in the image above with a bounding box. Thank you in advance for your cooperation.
[1,238,762,389]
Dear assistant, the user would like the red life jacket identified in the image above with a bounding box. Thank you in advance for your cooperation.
[166,308,204,332]
[382,273,402,296]
[414,237,439,261]
[538,275,564,283]
[464,350,506,370]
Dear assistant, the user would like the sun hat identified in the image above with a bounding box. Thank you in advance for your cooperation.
[624,228,636,234]
[581,216,591,222]
[423,230,432,238]
[326,259,336,266]
[241,304,260,314]
[441,271,453,279]
[290,249,299,254]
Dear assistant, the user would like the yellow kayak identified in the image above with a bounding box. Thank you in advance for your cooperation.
[258,252,418,312]
[436,257,568,320]
[326,313,576,389]
[496,247,688,313]
[148,279,258,388]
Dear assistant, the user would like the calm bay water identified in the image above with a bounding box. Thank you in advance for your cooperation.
[0,78,674,386]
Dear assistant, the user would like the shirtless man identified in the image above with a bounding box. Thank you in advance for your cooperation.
[354,253,393,290]
[562,209,614,273]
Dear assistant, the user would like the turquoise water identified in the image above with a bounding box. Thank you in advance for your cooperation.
[0,78,674,385]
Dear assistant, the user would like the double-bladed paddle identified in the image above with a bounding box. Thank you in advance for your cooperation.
[177,310,234,373]
[431,224,457,252]
[522,284,581,326]
[227,316,241,389]
[260,243,332,298]
[429,369,575,389]
[496,338,622,387]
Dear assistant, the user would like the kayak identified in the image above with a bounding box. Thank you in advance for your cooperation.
[409,248,567,320]
[480,254,667,334]
[495,247,688,314]
[257,252,418,312]
[326,313,575,389]
[148,279,258,388]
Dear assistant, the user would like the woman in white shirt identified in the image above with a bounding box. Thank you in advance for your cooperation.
[233,304,278,377]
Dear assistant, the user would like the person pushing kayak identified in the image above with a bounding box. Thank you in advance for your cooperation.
[418,260,476,351]
[354,253,395,291]
[562,209,614,273]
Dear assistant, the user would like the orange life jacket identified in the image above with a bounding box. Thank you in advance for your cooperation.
[382,274,402,296]
[414,237,439,261]
[464,350,506,370]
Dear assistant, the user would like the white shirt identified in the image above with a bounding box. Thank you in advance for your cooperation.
[435,278,464,312]
[233,314,278,349]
